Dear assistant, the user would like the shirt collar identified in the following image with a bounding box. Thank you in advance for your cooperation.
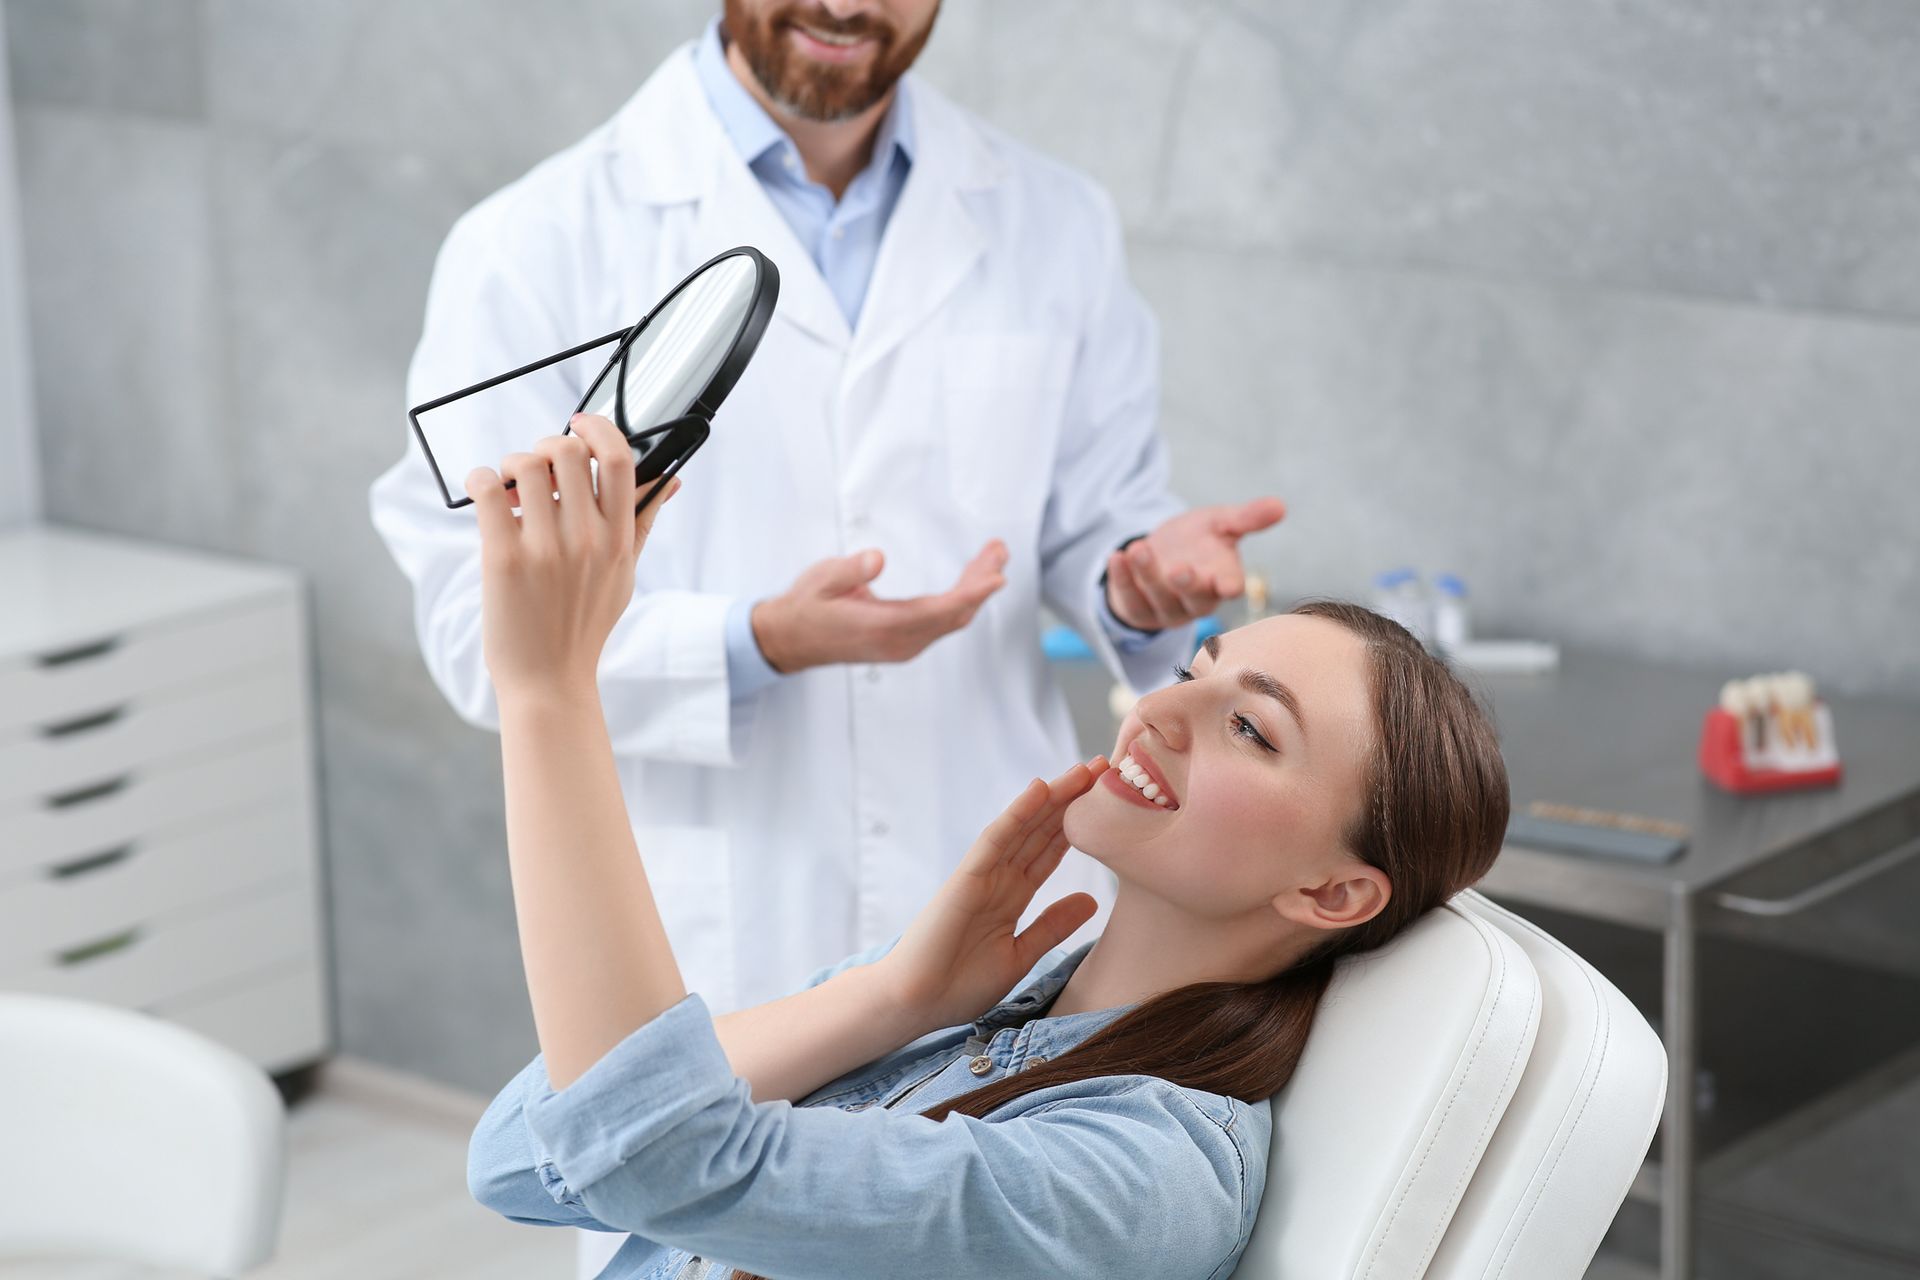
[692,17,915,180]
[973,942,1132,1055]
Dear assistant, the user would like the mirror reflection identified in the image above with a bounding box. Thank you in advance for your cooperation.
[580,254,760,449]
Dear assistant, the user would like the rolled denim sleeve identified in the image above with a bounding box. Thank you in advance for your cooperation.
[467,1055,631,1232]
[521,994,1253,1279]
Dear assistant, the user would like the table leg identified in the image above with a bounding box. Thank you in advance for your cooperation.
[1661,887,1697,1280]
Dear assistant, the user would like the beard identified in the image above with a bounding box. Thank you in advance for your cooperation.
[722,0,938,123]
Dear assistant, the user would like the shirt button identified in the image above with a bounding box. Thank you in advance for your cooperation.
[1026,1056,1048,1070]
[869,818,889,837]
[969,1055,993,1076]
[865,666,883,684]
[831,225,846,239]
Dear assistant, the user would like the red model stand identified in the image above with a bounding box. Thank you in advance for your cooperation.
[1698,708,1843,794]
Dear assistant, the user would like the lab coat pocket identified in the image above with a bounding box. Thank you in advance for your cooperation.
[942,333,1075,519]
[633,824,737,1012]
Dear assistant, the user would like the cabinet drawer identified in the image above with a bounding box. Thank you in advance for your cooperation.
[154,959,330,1074]
[0,884,320,1009]
[2,735,305,878]
[0,804,312,964]
[0,598,298,733]
[0,670,302,810]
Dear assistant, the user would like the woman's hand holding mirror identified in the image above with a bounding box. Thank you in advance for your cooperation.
[467,414,680,701]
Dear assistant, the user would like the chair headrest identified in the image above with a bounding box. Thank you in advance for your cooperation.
[1240,902,1541,1280]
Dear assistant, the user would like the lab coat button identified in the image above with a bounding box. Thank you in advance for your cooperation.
[969,1055,993,1076]
[865,666,883,684]
[869,818,889,837]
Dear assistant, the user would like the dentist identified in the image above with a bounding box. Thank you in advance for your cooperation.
[372,0,1279,1092]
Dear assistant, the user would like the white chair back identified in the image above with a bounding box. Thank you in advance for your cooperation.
[1241,903,1542,1278]
[1237,896,1665,1280]
[1426,892,1666,1279]
[0,993,287,1276]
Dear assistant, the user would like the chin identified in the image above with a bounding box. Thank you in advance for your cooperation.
[1063,790,1133,872]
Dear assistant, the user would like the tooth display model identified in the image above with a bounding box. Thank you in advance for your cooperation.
[1701,670,1842,793]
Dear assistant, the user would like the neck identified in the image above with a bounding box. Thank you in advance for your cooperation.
[724,41,895,199]
[1048,884,1311,1020]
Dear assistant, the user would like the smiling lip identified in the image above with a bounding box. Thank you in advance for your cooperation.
[1100,765,1169,811]
[786,24,878,63]
[1123,741,1180,808]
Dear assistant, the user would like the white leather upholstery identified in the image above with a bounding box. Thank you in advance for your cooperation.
[1237,896,1666,1280]
[1242,903,1543,1279]
[1426,893,1666,1280]
[0,993,287,1275]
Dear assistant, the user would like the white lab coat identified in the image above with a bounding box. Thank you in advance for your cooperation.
[369,45,1192,1016]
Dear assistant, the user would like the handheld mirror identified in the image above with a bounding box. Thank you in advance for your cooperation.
[408,246,780,513]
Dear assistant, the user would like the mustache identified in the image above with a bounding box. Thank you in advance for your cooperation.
[770,3,895,42]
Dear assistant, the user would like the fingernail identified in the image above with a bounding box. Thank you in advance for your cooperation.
[570,413,584,424]
[862,550,880,573]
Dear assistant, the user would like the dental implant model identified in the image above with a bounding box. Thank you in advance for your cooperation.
[1699,670,1842,793]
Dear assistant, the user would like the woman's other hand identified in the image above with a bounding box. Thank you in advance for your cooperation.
[467,414,679,700]
[875,759,1107,1033]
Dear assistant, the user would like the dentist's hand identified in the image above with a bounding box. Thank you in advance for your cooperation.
[1105,496,1287,632]
[874,759,1106,1033]
[749,540,1009,674]
[467,414,679,699]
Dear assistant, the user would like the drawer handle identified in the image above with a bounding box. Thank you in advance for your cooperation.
[49,843,136,879]
[39,705,129,738]
[45,774,132,809]
[36,636,122,668]
[55,926,142,967]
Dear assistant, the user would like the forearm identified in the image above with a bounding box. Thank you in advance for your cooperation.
[715,963,934,1103]
[498,683,686,1089]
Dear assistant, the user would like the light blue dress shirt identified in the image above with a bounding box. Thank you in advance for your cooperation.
[692,22,1161,699]
[469,939,1267,1278]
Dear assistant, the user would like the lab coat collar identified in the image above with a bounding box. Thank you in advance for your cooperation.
[608,44,1004,361]
[846,74,998,380]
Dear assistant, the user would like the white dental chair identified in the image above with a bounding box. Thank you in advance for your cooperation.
[1239,890,1666,1280]
[0,993,288,1276]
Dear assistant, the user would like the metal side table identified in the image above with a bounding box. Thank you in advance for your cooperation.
[1472,649,1920,1280]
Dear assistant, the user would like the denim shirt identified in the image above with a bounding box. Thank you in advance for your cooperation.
[468,941,1270,1279]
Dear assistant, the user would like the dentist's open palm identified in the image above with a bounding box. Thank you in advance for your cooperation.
[467,413,679,698]
[875,759,1107,1032]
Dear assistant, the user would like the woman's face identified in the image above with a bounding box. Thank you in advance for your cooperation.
[1064,614,1379,921]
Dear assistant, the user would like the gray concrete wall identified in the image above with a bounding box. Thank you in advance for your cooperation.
[0,5,39,527]
[6,4,1919,1271]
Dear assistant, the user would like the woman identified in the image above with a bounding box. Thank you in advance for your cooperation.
[462,415,1508,1279]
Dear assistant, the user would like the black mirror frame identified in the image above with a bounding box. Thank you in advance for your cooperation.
[405,245,780,514]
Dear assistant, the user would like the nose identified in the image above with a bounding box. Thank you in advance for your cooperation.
[1131,683,1193,754]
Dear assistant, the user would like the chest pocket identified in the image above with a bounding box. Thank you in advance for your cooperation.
[941,333,1076,521]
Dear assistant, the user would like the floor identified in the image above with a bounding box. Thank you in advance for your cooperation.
[5,1055,1659,1279]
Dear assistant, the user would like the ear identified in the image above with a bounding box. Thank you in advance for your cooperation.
[1272,863,1391,932]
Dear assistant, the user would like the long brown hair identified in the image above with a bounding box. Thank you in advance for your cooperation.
[925,600,1509,1121]
[727,603,1506,1279]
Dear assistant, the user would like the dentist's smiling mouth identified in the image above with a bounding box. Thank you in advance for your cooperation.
[1100,744,1179,811]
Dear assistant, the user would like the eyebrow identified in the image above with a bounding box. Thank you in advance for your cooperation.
[1203,634,1307,737]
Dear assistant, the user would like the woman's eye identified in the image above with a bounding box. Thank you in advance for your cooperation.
[1232,713,1277,753]
[1172,663,1195,683]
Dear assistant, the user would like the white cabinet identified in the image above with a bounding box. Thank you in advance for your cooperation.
[0,526,329,1073]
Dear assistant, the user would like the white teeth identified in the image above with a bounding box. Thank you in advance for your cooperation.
[1153,794,1171,807]
[800,25,862,45]
[1141,783,1161,800]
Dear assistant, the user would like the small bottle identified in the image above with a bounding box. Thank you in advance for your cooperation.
[1244,571,1270,624]
[1432,574,1470,654]
[1370,568,1432,647]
